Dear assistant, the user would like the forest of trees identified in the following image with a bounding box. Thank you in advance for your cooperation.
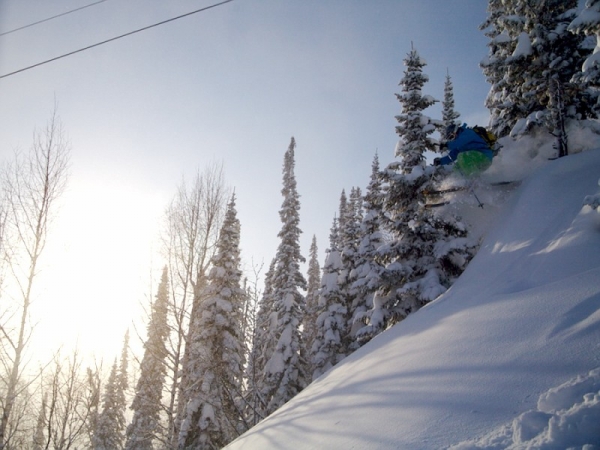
[1,1,600,449]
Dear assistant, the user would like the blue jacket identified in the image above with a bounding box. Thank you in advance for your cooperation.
[438,126,493,165]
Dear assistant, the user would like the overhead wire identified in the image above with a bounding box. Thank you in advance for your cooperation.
[0,0,110,37]
[0,0,235,80]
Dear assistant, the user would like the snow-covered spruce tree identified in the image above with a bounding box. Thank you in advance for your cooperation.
[441,71,461,140]
[480,0,525,137]
[370,46,475,337]
[94,360,122,450]
[239,266,260,369]
[339,187,363,293]
[350,154,386,348]
[481,0,590,139]
[307,187,362,362]
[125,267,170,450]
[337,189,348,245]
[310,217,347,380]
[518,0,590,150]
[303,235,321,379]
[177,194,247,449]
[338,187,363,351]
[569,0,600,116]
[94,333,129,450]
[260,137,308,416]
[119,331,129,414]
[394,46,439,173]
[165,163,228,448]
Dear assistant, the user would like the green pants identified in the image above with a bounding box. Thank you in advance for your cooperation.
[455,151,492,177]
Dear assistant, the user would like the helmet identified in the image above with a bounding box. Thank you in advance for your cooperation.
[445,123,459,139]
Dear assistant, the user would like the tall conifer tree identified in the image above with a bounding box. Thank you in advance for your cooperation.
[481,0,589,138]
[94,333,129,450]
[393,46,438,173]
[338,187,363,352]
[178,195,247,449]
[480,0,529,137]
[311,217,346,380]
[303,235,321,379]
[441,71,461,140]
[94,360,121,450]
[569,0,600,116]
[336,190,348,249]
[339,187,363,300]
[260,137,308,415]
[126,268,170,450]
[351,155,386,347]
[372,47,474,338]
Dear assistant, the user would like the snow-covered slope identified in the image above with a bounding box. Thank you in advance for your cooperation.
[227,149,600,450]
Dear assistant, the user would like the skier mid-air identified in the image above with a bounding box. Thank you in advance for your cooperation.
[433,123,494,176]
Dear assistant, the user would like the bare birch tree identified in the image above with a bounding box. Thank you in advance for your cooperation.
[0,111,70,450]
[37,349,98,450]
[159,162,228,447]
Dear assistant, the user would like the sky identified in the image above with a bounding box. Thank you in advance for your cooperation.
[225,138,600,449]
[0,1,492,362]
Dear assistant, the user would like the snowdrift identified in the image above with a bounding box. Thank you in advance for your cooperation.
[226,149,600,449]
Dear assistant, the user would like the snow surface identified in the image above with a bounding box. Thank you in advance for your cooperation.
[226,146,600,449]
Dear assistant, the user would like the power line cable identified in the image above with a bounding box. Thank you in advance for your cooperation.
[0,0,235,80]
[0,0,110,37]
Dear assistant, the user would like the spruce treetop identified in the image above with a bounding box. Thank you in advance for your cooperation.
[442,71,460,139]
[395,47,438,173]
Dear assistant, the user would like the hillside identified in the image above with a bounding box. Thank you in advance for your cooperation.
[226,148,600,449]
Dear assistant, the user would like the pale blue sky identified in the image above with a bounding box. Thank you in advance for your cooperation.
[0,0,491,359]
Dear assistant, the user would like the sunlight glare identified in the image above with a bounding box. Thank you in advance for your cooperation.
[32,177,165,363]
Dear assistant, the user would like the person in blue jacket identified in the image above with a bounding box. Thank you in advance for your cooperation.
[433,123,493,176]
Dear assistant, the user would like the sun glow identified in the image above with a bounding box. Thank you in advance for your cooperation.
[31,176,166,363]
